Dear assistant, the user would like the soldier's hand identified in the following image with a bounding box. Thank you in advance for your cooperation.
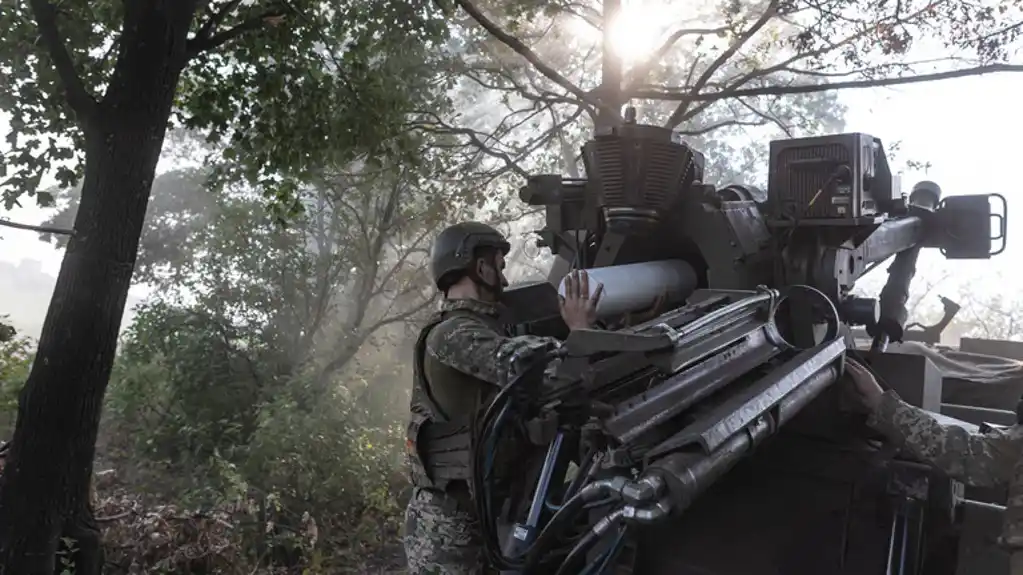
[844,357,884,412]
[560,270,603,331]
[497,337,559,379]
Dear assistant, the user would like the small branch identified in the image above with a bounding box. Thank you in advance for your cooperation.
[734,99,792,137]
[625,26,730,89]
[195,0,245,41]
[361,295,436,337]
[0,218,75,236]
[676,118,767,137]
[452,0,616,118]
[28,0,99,120]
[634,63,1023,102]
[455,62,588,109]
[560,2,602,30]
[664,0,780,128]
[551,108,579,178]
[186,8,288,58]
[95,510,134,523]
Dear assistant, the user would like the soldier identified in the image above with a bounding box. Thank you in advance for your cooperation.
[403,221,603,574]
[844,357,1023,563]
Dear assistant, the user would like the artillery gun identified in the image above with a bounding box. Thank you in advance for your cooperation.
[474,111,1014,575]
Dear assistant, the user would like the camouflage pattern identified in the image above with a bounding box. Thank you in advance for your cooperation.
[425,298,561,387]
[867,390,1023,487]
[1002,456,1023,550]
[404,487,488,575]
[867,389,1023,553]
[405,297,561,574]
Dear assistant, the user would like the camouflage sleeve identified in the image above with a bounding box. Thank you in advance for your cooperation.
[867,390,1023,488]
[1001,457,1023,549]
[425,315,561,387]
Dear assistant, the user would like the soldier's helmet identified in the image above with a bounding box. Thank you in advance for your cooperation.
[430,221,510,290]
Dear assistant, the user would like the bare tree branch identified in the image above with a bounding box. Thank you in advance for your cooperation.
[452,0,615,118]
[412,97,585,184]
[551,108,580,178]
[194,0,245,41]
[414,119,531,178]
[28,0,99,120]
[560,2,602,30]
[186,3,289,58]
[677,118,768,136]
[664,0,780,128]
[635,63,1023,102]
[733,99,792,137]
[0,218,74,236]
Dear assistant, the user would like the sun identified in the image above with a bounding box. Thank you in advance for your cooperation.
[567,1,677,66]
[608,8,668,64]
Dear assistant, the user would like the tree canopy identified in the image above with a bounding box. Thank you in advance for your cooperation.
[0,0,450,212]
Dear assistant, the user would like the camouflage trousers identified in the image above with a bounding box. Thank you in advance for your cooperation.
[404,487,489,575]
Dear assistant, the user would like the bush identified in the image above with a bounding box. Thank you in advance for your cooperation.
[97,302,412,571]
[0,316,33,434]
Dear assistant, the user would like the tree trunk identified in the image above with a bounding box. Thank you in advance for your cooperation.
[597,0,623,133]
[0,4,194,572]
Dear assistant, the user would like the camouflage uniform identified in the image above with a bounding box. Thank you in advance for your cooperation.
[404,298,559,575]
[867,389,1023,558]
[405,488,486,574]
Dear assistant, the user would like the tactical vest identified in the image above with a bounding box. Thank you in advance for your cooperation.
[406,308,502,492]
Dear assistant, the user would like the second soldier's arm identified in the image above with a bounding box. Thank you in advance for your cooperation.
[426,315,559,386]
[867,390,1023,488]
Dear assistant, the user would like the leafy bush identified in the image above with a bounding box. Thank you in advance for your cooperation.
[0,316,33,434]
[98,302,412,571]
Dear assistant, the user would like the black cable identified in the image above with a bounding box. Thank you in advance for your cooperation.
[551,449,596,509]
[517,487,603,572]
[472,348,565,570]
[554,529,602,575]
[475,397,514,567]
[480,403,510,544]
[581,527,627,575]
[473,352,623,571]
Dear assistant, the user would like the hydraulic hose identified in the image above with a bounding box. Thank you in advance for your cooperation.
[554,507,629,575]
[519,476,639,572]
[581,528,627,575]
[473,346,565,569]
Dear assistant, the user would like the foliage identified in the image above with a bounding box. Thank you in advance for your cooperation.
[0,339,30,437]
[96,147,450,471]
[100,298,413,571]
[0,318,14,345]
[0,319,32,433]
[93,471,406,574]
[0,0,452,211]
[0,346,29,429]
[86,144,451,567]
[0,0,455,566]
[38,168,216,284]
